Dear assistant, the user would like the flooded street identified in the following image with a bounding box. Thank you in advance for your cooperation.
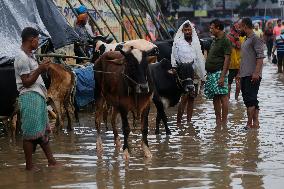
[1,60,284,189]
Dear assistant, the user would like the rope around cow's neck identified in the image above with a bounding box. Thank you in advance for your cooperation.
[93,70,140,86]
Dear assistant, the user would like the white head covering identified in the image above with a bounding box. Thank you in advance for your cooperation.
[171,20,206,81]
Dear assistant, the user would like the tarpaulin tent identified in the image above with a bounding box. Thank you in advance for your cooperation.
[0,0,80,65]
[35,0,80,49]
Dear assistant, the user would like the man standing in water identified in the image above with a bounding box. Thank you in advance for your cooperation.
[205,19,231,126]
[239,18,265,129]
[171,21,206,124]
[14,27,57,170]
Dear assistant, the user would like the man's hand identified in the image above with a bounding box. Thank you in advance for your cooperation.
[251,72,260,84]
[168,68,177,75]
[39,59,51,72]
[218,76,225,87]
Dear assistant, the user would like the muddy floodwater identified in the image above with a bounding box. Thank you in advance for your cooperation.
[1,61,284,189]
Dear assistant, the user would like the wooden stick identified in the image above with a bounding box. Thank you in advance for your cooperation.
[35,53,91,60]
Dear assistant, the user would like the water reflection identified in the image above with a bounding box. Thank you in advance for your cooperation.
[0,62,284,188]
[241,130,264,189]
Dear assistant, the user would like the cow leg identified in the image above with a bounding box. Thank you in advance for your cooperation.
[120,109,130,160]
[52,100,63,132]
[102,104,109,131]
[153,99,171,135]
[64,101,73,131]
[155,112,162,135]
[95,98,105,154]
[111,107,121,148]
[141,105,152,158]
[74,99,80,124]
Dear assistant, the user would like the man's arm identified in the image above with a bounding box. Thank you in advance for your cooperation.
[21,61,50,88]
[251,37,265,83]
[218,55,230,86]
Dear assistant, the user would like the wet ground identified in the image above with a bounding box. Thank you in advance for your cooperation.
[1,60,284,189]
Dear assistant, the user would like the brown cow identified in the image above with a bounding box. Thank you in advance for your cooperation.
[47,63,76,131]
[94,47,154,159]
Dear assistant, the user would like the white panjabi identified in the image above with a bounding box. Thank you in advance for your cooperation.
[171,20,206,81]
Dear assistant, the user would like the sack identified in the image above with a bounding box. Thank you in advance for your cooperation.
[272,55,277,64]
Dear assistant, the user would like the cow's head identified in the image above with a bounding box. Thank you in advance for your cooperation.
[176,62,195,95]
[119,46,152,94]
[90,35,113,62]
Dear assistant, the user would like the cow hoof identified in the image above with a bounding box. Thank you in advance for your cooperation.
[166,130,171,135]
[115,138,122,149]
[142,143,152,158]
[96,138,103,154]
[155,130,160,135]
[123,149,130,160]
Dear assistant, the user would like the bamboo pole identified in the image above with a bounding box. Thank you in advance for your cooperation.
[79,0,119,42]
[102,0,132,40]
[141,0,171,39]
[132,0,153,41]
[35,53,91,61]
[114,0,143,39]
[136,0,164,40]
[123,0,143,38]
[154,0,174,37]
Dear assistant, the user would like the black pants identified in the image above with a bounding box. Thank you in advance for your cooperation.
[266,40,273,57]
[241,76,261,109]
[277,54,284,67]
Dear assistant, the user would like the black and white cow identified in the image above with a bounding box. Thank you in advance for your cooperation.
[149,59,195,135]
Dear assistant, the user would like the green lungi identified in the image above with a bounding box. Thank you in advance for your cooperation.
[204,71,228,99]
[19,91,50,140]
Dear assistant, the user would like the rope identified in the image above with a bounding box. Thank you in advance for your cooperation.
[93,70,140,86]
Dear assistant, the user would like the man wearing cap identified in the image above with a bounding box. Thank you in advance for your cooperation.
[74,5,93,63]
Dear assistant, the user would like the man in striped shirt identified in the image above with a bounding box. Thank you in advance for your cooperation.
[272,30,284,73]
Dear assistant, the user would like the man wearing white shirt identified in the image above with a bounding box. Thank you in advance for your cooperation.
[171,21,206,124]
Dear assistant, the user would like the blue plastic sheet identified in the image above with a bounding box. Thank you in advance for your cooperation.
[73,65,95,107]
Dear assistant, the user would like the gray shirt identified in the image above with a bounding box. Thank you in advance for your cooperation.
[240,33,265,78]
[14,49,47,99]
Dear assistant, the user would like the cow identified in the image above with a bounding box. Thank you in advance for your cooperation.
[94,47,154,159]
[91,38,159,64]
[149,59,195,135]
[0,61,76,134]
[46,63,76,131]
